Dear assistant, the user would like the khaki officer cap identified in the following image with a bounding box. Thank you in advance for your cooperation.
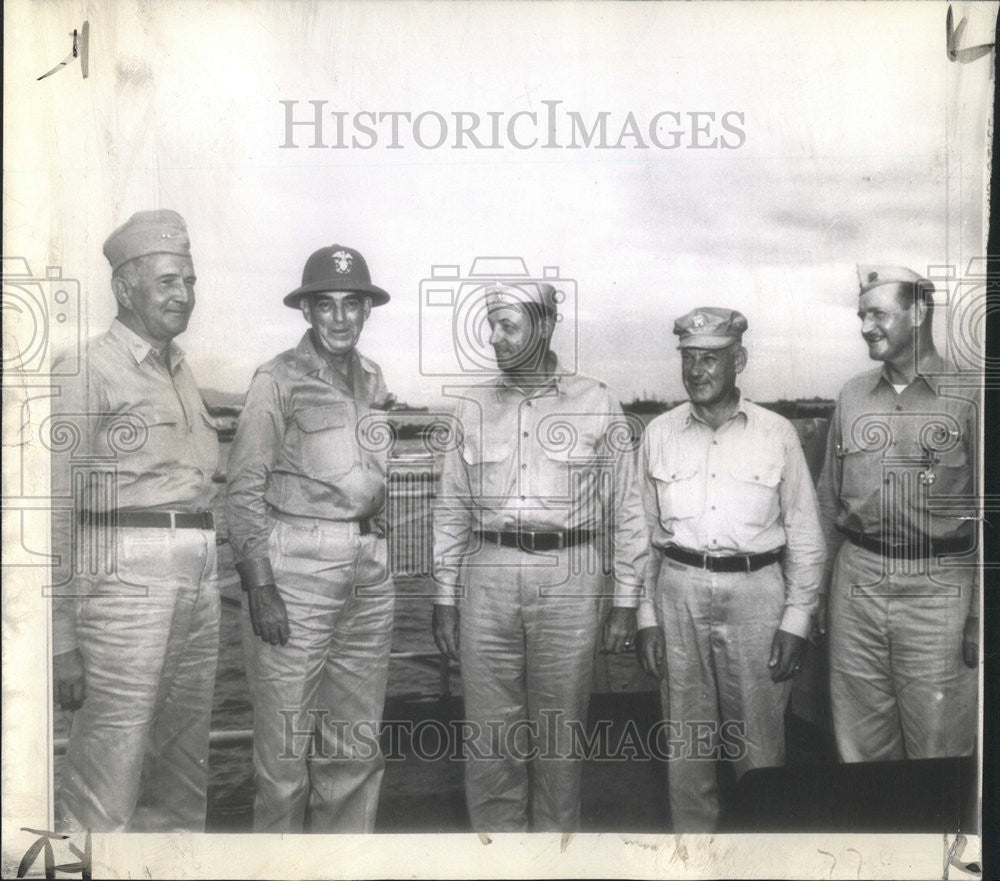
[857,265,935,297]
[673,307,748,349]
[103,210,191,271]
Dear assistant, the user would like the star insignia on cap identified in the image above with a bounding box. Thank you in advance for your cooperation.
[867,270,879,283]
[691,312,706,328]
[331,250,353,273]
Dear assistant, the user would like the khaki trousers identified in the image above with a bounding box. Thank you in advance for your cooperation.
[243,517,394,832]
[60,527,220,832]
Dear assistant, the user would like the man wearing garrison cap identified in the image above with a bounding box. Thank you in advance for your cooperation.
[51,210,221,831]
[635,308,825,831]
[432,280,648,831]
[226,245,396,832]
[816,266,978,763]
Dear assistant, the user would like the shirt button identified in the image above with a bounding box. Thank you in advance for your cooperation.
[521,464,527,470]
[711,538,718,545]
[712,440,718,446]
[523,431,529,438]
[711,473,716,478]
[895,405,903,412]
[711,505,716,511]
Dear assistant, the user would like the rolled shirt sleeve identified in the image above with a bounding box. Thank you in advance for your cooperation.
[225,370,285,585]
[600,405,648,609]
[49,358,105,655]
[776,420,827,638]
[636,436,662,631]
[816,395,847,586]
[432,403,473,606]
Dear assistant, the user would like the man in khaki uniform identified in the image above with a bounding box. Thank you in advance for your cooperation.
[817,266,978,763]
[226,245,394,832]
[636,308,825,831]
[433,281,647,832]
[52,210,221,832]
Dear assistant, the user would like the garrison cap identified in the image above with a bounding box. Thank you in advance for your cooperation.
[674,307,748,349]
[857,264,935,297]
[103,210,191,271]
[284,245,390,308]
[483,281,559,315]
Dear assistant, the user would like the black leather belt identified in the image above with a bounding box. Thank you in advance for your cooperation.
[661,545,784,573]
[78,510,215,530]
[475,529,595,552]
[839,528,973,560]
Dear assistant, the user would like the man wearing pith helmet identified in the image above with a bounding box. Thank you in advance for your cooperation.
[817,266,978,764]
[51,209,221,831]
[226,245,395,832]
[433,280,648,831]
[635,307,825,831]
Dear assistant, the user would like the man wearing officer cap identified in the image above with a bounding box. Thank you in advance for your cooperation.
[51,210,221,831]
[433,279,648,831]
[226,245,395,832]
[635,307,825,831]
[816,266,978,763]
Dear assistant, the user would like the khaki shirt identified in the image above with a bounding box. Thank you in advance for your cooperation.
[226,332,391,581]
[50,319,220,653]
[816,356,978,609]
[433,363,648,607]
[637,396,826,637]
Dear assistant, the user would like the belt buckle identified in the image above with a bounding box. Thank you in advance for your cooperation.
[523,531,536,552]
[555,531,566,551]
[168,512,177,531]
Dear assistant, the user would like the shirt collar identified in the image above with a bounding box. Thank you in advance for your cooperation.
[683,390,749,429]
[873,352,949,396]
[109,318,185,372]
[494,352,565,399]
[293,331,373,385]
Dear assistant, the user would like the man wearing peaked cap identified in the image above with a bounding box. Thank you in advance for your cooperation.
[817,265,978,764]
[433,276,648,831]
[673,307,749,349]
[635,306,825,831]
[227,244,396,832]
[52,210,221,832]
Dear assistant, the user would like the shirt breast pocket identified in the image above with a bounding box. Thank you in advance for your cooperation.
[650,463,702,521]
[729,461,782,527]
[111,405,179,461]
[537,429,604,503]
[927,442,972,499]
[838,444,881,506]
[294,404,355,480]
[461,439,512,500]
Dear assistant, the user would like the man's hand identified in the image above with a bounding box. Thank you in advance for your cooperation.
[962,616,979,668]
[768,629,807,682]
[602,605,636,654]
[432,603,460,662]
[247,583,290,646]
[54,648,86,711]
[636,626,665,679]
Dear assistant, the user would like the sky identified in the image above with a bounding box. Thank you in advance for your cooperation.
[4,1,994,406]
